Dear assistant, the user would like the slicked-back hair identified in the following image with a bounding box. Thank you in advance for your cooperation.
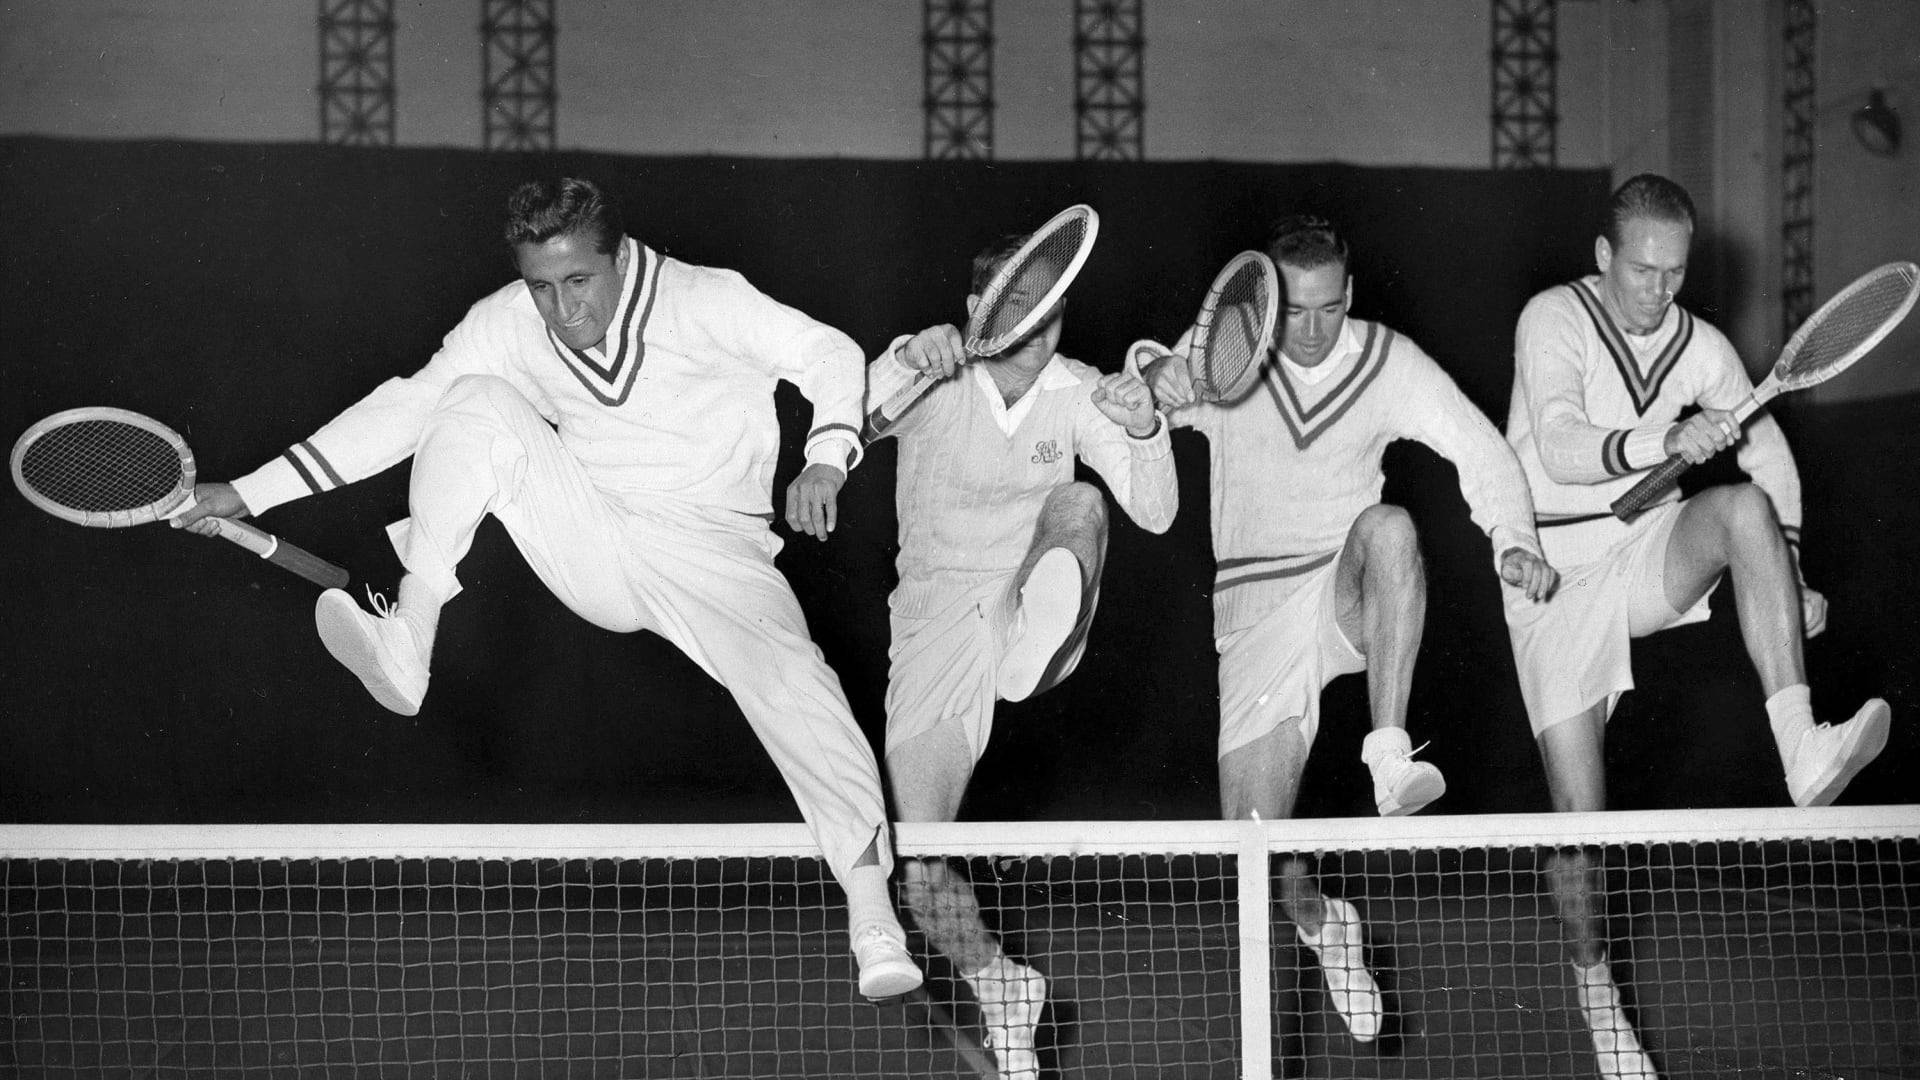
[1266,214,1350,275]
[970,233,1031,295]
[1604,173,1696,246]
[503,177,625,256]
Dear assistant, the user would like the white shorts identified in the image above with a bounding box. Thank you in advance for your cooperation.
[884,569,1098,763]
[1504,500,1713,735]
[1215,554,1366,759]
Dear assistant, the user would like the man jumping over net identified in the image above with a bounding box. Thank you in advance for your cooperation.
[863,230,1178,1079]
[1141,215,1557,1044]
[175,176,925,1003]
[1504,173,1891,1079]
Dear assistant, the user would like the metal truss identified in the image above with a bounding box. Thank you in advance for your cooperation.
[318,0,396,146]
[1074,0,1144,161]
[1781,0,1816,335]
[1491,0,1557,168]
[482,0,557,151]
[925,0,994,159]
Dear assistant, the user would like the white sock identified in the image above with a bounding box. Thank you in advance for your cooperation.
[1360,727,1412,768]
[962,953,1016,990]
[1766,684,1816,769]
[842,864,899,940]
[396,573,451,656]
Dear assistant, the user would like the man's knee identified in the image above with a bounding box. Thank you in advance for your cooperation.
[1683,483,1783,566]
[1354,504,1422,576]
[435,374,535,422]
[1041,481,1108,531]
[1704,482,1779,534]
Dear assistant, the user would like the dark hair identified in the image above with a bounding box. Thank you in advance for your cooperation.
[970,233,1031,295]
[1604,173,1695,247]
[503,177,624,255]
[1265,214,1349,274]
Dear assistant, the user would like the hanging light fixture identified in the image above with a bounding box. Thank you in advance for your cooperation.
[1852,88,1901,157]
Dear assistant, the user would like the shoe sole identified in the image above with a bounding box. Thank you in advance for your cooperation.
[980,971,1048,1043]
[315,592,423,717]
[1795,699,1891,807]
[1378,766,1447,817]
[999,549,1082,703]
[1299,900,1383,1042]
[858,958,925,1000]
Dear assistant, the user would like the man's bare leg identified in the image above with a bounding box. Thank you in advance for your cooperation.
[889,725,1047,1078]
[1537,706,1657,1078]
[1663,485,1889,806]
[1335,505,1447,816]
[1221,722,1382,1042]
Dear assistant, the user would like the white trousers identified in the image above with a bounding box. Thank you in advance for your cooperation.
[397,375,891,881]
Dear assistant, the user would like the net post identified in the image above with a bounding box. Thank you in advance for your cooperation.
[1236,819,1274,1080]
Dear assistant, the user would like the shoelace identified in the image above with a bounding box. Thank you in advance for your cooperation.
[365,586,397,619]
[1377,740,1432,773]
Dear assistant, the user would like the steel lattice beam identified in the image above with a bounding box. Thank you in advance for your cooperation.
[925,0,993,159]
[1782,0,1816,335]
[1074,0,1144,161]
[1491,0,1557,168]
[318,0,396,146]
[482,0,557,152]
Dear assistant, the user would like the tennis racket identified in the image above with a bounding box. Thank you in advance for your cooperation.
[1129,250,1281,407]
[876,204,1100,422]
[1611,260,1920,520]
[12,406,351,588]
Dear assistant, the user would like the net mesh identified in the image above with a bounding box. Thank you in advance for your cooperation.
[1784,264,1919,384]
[4,813,1914,1078]
[18,419,184,514]
[970,212,1094,355]
[1192,254,1276,403]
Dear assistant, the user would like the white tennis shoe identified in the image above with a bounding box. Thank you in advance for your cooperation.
[1368,747,1447,817]
[315,587,431,716]
[1573,960,1659,1079]
[998,548,1082,703]
[851,923,924,1000]
[1297,897,1383,1042]
[969,957,1047,1080]
[1783,698,1891,807]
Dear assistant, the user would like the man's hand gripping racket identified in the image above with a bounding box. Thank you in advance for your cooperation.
[873,204,1100,423]
[1611,261,1920,520]
[12,406,351,589]
[1132,250,1281,411]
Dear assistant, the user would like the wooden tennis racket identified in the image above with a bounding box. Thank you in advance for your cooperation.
[12,406,351,588]
[1130,250,1281,406]
[875,204,1100,423]
[1612,261,1920,520]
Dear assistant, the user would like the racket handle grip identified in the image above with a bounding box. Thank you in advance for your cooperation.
[208,517,351,589]
[1610,454,1693,521]
[1610,397,1765,522]
[876,371,932,426]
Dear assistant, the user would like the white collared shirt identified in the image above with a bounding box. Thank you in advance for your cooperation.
[971,359,1081,435]
[1278,318,1360,388]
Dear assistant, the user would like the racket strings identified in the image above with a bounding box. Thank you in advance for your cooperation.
[19,420,185,513]
[972,216,1094,350]
[1787,268,1919,378]
[1192,261,1275,398]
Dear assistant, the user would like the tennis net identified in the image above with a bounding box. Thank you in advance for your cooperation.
[4,807,1915,1077]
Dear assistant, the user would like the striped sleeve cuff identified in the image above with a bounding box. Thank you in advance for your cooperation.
[1599,426,1670,477]
[1622,426,1670,472]
[805,425,862,473]
[229,440,347,516]
[1126,413,1168,444]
